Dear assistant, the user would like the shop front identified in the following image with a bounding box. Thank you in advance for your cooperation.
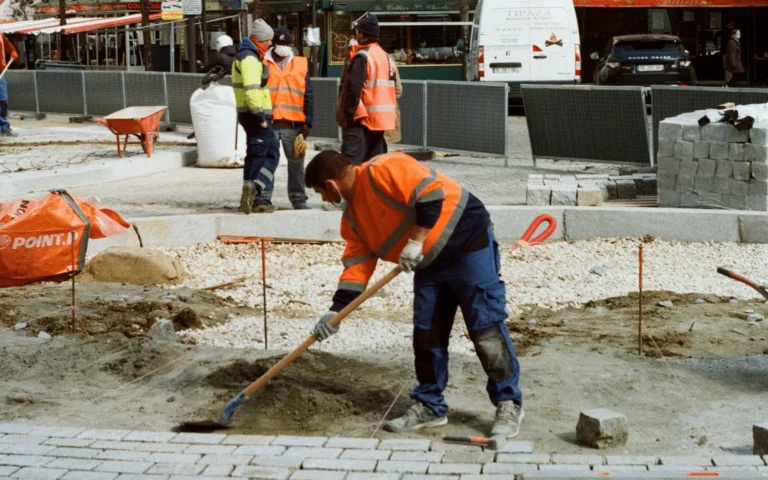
[575,0,768,86]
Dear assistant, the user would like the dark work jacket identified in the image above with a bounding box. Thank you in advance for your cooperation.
[198,45,237,74]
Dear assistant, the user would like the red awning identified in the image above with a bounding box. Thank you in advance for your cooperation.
[41,13,163,34]
[575,0,768,6]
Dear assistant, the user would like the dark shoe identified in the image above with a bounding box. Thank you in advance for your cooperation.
[240,183,258,215]
[384,404,447,433]
[253,203,276,213]
[293,203,311,210]
[490,401,524,438]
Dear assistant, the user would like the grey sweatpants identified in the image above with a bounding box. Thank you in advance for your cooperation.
[260,123,308,208]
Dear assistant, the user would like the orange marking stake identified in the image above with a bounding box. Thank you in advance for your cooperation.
[513,214,557,249]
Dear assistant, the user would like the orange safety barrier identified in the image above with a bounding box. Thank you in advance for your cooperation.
[0,190,131,287]
[513,214,557,249]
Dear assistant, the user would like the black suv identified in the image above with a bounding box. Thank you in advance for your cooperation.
[591,34,696,86]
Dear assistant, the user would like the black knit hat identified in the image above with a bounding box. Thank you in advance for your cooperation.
[273,28,293,45]
[355,15,380,37]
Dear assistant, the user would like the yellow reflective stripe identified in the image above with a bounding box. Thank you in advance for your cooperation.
[342,254,375,268]
[338,281,366,292]
[420,188,469,269]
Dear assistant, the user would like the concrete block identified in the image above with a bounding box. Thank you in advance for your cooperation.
[95,450,150,462]
[391,452,443,463]
[203,464,236,476]
[1,445,55,456]
[754,422,768,455]
[303,459,377,472]
[682,125,701,141]
[614,180,636,200]
[740,213,768,242]
[283,448,342,459]
[752,162,768,181]
[750,180,768,197]
[0,436,49,445]
[746,144,768,163]
[49,448,102,459]
[29,428,85,439]
[731,143,746,161]
[659,456,713,466]
[694,175,715,193]
[346,474,400,480]
[232,446,285,457]
[375,461,430,474]
[657,156,680,175]
[730,178,750,196]
[61,472,118,480]
[94,461,154,474]
[123,432,177,444]
[698,158,717,177]
[145,453,201,464]
[0,424,34,435]
[133,443,188,454]
[657,174,676,191]
[526,185,552,206]
[324,438,379,450]
[198,454,253,465]
[220,435,274,446]
[710,141,730,160]
[681,192,699,206]
[747,196,768,211]
[428,464,481,475]
[9,467,68,479]
[495,442,534,454]
[605,455,658,466]
[693,141,710,159]
[47,458,103,471]
[713,177,731,195]
[577,187,602,207]
[750,124,768,146]
[702,123,728,141]
[675,140,694,161]
[725,125,750,143]
[183,445,236,455]
[700,192,723,207]
[291,470,347,480]
[551,454,605,466]
[724,194,747,210]
[482,463,537,474]
[550,186,577,206]
[169,433,225,445]
[679,159,698,177]
[43,439,95,449]
[146,463,206,476]
[717,159,734,177]
[712,455,765,466]
[231,465,291,479]
[440,452,495,465]
[657,189,680,207]
[274,437,328,447]
[340,450,391,461]
[657,139,676,156]
[659,121,683,140]
[734,162,752,181]
[250,456,305,469]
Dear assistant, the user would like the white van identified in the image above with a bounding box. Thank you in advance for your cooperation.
[467,0,581,97]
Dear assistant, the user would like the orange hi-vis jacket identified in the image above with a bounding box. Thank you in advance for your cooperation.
[265,53,309,123]
[338,152,469,293]
[349,43,397,132]
[0,33,18,71]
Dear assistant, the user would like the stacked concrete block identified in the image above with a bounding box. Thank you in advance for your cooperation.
[526,173,656,206]
[656,107,768,211]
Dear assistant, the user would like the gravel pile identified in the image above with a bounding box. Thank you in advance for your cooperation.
[164,238,768,352]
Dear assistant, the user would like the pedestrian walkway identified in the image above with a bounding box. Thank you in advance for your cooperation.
[1,423,766,479]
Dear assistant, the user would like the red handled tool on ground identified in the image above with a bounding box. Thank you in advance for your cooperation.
[177,266,402,432]
[513,214,557,249]
[717,267,768,300]
[443,435,505,450]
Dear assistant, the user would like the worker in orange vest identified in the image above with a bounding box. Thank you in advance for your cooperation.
[0,33,19,137]
[338,16,397,165]
[260,28,314,210]
[305,150,524,438]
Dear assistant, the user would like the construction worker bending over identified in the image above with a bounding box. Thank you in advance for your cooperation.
[305,151,524,437]
[338,16,397,165]
[261,28,314,210]
[233,19,279,214]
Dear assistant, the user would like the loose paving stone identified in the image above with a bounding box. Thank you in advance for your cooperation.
[712,456,765,466]
[95,451,151,462]
[197,454,253,465]
[440,452,495,465]
[0,455,54,467]
[303,459,377,472]
[495,442,534,454]
[0,425,33,435]
[95,461,154,474]
[325,439,379,450]
[495,454,550,464]
[1,445,55,456]
[427,464,480,475]
[379,441,431,452]
[283,448,342,459]
[169,434,225,446]
[61,474,117,480]
[232,446,285,457]
[273,437,328,448]
[10,467,68,479]
[78,431,131,442]
[43,439,95,448]
[538,464,591,472]
[220,435,275,446]
[290,471,346,480]
[482,463,537,474]
[551,454,604,466]
[181,446,236,455]
[201,464,235,476]
[49,448,102,459]
[146,464,205,476]
[430,444,480,453]
[123,433,177,444]
[576,409,629,449]
[46,458,103,470]
[0,436,49,445]
[341,450,391,461]
[145,454,200,464]
[250,456,305,469]
[133,445,189,455]
[659,456,713,466]
[605,455,658,466]
[230,465,291,479]
[391,452,443,463]
[91,442,141,452]
[346,473,400,480]
[376,461,430,474]
[29,428,85,439]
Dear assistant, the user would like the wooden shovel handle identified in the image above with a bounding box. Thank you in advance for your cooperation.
[242,266,402,398]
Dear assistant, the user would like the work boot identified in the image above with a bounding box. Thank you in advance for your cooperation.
[490,401,524,438]
[240,182,258,215]
[0,128,18,138]
[384,403,447,433]
[293,203,310,210]
[253,200,276,214]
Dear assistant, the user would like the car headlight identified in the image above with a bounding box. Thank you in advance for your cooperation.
[679,60,691,67]
[607,62,621,69]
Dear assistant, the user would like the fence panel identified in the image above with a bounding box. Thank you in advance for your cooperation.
[123,72,167,108]
[36,71,85,115]
[651,86,768,159]
[400,80,425,147]
[165,73,204,125]
[84,71,125,116]
[426,81,508,156]
[6,71,37,113]
[310,77,339,140]
[522,85,650,165]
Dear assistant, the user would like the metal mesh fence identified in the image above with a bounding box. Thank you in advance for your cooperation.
[651,86,768,160]
[36,71,85,115]
[84,71,125,116]
[6,71,37,113]
[522,85,650,165]
[123,72,166,108]
[400,80,425,147]
[310,77,339,140]
[427,81,508,156]
[166,73,204,125]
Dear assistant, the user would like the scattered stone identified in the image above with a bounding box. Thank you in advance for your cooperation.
[695,298,706,304]
[730,311,752,320]
[528,319,537,325]
[171,307,204,330]
[79,246,188,285]
[14,322,28,330]
[167,396,176,403]
[131,324,140,330]
[576,408,629,449]
[747,313,764,323]
[697,435,708,447]
[658,301,674,308]
[148,319,178,343]
[732,329,747,336]
[729,299,739,305]
[37,331,52,340]
[589,266,607,276]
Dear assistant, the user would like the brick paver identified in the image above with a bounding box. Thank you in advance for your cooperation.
[340,450,391,461]
[182,446,236,455]
[712,455,765,466]
[427,463,481,475]
[91,442,142,451]
[230,465,291,479]
[659,455,713,466]
[133,444,189,454]
[202,464,236,476]
[302,459,377,472]
[123,433,177,444]
[0,454,54,467]
[78,430,132,442]
[144,454,200,465]
[170,434,225,445]
[11,466,68,479]
[220,435,274,446]
[0,435,49,445]
[345,473,400,480]
[1,444,56,456]
[290,471,346,480]
[324,439,379,450]
[61,473,118,480]
[378,440,430,452]
[46,458,103,471]
[44,439,96,448]
[390,452,442,463]
[232,446,285,457]
[145,464,205,476]
[95,461,153,474]
[95,450,151,462]
[375,461,430,474]
[282,448,342,459]
[604,455,658,466]
[0,424,34,435]
[273,437,328,448]
[250,456,305,469]
[197,454,253,465]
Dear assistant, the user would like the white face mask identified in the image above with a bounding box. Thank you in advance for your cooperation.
[274,45,293,57]
[348,39,358,47]
[329,185,345,209]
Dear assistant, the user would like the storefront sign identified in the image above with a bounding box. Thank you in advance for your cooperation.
[162,0,183,20]
[183,0,202,15]
[574,0,768,6]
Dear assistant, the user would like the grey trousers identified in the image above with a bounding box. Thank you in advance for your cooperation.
[261,123,308,207]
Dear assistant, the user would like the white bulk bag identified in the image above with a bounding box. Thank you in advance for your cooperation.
[190,82,246,168]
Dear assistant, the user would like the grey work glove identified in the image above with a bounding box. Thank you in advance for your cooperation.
[312,311,339,342]
[399,239,424,273]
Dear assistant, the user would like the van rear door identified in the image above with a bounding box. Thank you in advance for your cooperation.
[528,7,573,81]
[481,2,530,83]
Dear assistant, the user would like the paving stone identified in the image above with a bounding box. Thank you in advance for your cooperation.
[9,467,67,479]
[197,454,253,465]
[46,458,103,470]
[1,445,55,456]
[659,121,683,141]
[303,459,377,472]
[676,173,695,193]
[675,140,694,161]
[114,475,169,480]
[133,445,189,454]
[230,465,291,479]
[710,141,730,160]
[724,194,748,210]
[427,464,480,475]
[753,162,768,181]
[220,435,274,446]
[714,456,766,467]
[324,439,379,450]
[146,464,205,476]
[201,464,235,476]
[0,467,18,476]
[429,444,481,454]
[346,473,400,480]
[391,452,443,463]
[682,125,701,142]
[0,455,54,467]
[658,139,676,157]
[290,471,346,480]
[403,476,457,480]
[649,465,711,472]
[749,180,768,197]
[550,185,577,206]
[273,437,328,448]
[577,187,602,207]
[746,144,768,163]
[283,448,342,459]
[496,454,550,464]
[233,446,285,457]
[96,451,151,462]
[712,177,731,195]
[693,141,710,159]
[250,456,305,469]
[78,431,131,442]
[709,466,760,471]
[43,439,95,448]
[698,158,717,177]
[0,436,49,445]
[526,185,552,206]
[379,441,430,452]
[702,123,728,142]
[605,455,658,466]
[593,465,649,473]
[750,124,768,146]
[440,452,494,465]
[91,443,141,452]
[376,461,430,474]
[29,428,85,439]
[747,195,768,211]
[659,456,713,466]
[145,454,200,464]
[49,448,102,459]
[181,446,236,455]
[658,156,680,175]
[694,175,715,193]
[95,461,154,474]
[123,433,177,444]
[0,425,33,435]
[734,161,752,181]
[340,450,391,461]
[169,434,224,446]
[551,454,604,466]
[730,143,746,161]
[730,178,750,196]
[716,159,734,177]
[481,463,537,474]
[538,464,591,472]
[495,442,533,454]
[754,421,768,455]
[61,473,118,480]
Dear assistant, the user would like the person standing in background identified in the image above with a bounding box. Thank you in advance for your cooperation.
[725,28,745,87]
[0,33,19,137]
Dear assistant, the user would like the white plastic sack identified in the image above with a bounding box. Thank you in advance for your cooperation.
[190,82,246,168]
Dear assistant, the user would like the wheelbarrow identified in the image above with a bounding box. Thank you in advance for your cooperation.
[95,106,167,158]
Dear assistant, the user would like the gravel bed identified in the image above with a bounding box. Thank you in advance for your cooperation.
[164,238,768,352]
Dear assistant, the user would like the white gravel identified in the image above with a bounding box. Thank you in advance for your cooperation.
[164,238,768,352]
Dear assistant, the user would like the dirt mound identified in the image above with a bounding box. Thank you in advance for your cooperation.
[79,247,187,285]
[584,291,731,310]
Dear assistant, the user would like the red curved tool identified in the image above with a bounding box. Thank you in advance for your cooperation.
[513,214,557,249]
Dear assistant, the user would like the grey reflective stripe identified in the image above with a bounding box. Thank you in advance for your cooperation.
[363,79,396,87]
[255,179,266,191]
[418,188,445,204]
[368,105,397,112]
[375,214,415,259]
[338,281,366,292]
[420,188,469,269]
[273,103,304,112]
[342,254,375,268]
[250,108,273,115]
[343,209,362,238]
[232,82,244,88]
[269,86,305,96]
[366,160,409,215]
[259,167,274,182]
[409,167,438,207]
[244,84,266,91]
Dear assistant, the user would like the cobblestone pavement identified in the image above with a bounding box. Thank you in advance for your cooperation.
[0,145,143,174]
[0,423,766,479]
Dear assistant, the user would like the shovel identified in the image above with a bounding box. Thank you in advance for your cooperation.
[178,266,402,432]
[717,267,768,300]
